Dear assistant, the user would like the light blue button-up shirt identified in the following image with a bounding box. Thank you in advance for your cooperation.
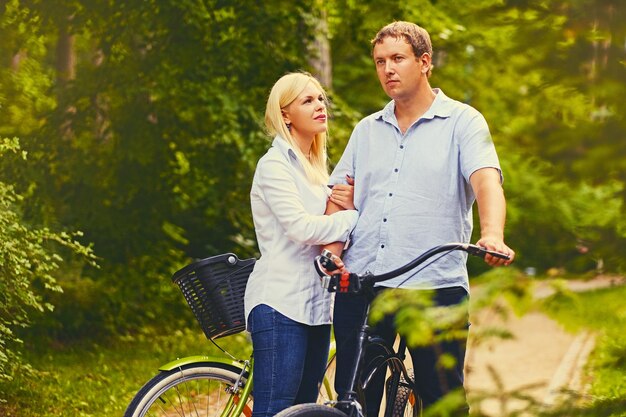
[245,136,358,326]
[329,89,501,293]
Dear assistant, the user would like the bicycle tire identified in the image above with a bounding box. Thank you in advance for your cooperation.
[386,369,420,417]
[124,362,252,417]
[275,403,347,417]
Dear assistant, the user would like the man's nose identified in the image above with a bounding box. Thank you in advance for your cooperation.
[385,61,395,74]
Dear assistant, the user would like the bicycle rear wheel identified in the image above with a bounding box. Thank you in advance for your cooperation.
[386,369,420,417]
[124,362,252,417]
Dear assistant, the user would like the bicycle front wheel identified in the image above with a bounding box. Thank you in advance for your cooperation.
[124,362,252,417]
[275,403,347,417]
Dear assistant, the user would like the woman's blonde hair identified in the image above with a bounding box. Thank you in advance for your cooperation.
[264,72,329,185]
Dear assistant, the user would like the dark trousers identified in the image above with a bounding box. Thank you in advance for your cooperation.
[333,286,469,416]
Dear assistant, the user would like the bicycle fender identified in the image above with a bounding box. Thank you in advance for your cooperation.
[158,355,245,372]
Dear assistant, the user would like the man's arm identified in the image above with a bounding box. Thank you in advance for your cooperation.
[469,167,515,266]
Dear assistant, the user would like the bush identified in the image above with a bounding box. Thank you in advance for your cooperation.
[0,137,96,387]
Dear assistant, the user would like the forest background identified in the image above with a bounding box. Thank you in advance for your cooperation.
[1,0,625,415]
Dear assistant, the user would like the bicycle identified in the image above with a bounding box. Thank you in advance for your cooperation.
[275,242,510,417]
[124,252,255,417]
[124,252,338,417]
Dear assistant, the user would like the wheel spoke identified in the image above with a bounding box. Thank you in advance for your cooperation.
[124,364,252,417]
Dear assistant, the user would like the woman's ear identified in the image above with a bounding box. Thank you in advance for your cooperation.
[281,110,291,125]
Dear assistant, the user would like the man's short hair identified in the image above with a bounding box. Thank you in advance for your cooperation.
[371,21,433,59]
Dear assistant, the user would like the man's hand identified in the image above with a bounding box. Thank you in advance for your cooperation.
[476,236,515,266]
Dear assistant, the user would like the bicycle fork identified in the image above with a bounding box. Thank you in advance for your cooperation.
[221,359,254,417]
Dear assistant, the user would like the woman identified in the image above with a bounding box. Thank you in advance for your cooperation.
[244,72,357,417]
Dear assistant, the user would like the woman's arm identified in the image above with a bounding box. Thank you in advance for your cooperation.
[258,157,357,245]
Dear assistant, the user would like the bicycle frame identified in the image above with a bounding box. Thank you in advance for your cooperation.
[317,242,509,417]
[331,297,414,417]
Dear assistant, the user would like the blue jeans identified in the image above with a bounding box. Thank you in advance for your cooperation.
[248,304,331,417]
[333,286,469,415]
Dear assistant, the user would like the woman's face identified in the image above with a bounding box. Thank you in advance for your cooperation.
[282,82,327,143]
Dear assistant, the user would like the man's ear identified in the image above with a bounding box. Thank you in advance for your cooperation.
[420,52,432,74]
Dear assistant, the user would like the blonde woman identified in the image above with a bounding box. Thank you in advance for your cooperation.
[244,72,357,417]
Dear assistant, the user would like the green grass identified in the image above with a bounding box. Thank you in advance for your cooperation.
[542,283,626,405]
[0,329,252,417]
[4,282,625,417]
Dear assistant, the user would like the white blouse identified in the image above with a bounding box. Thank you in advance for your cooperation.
[244,136,358,326]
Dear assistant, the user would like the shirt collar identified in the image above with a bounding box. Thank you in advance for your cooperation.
[378,88,454,125]
[271,135,302,166]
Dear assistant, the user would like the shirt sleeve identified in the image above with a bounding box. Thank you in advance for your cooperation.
[329,126,359,186]
[257,157,358,245]
[458,108,502,183]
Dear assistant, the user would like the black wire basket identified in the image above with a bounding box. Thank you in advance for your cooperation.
[172,253,256,340]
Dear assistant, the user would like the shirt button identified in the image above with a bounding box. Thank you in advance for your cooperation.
[388,193,393,197]
[394,168,399,172]
[400,145,404,149]
[383,218,387,222]
[381,244,385,249]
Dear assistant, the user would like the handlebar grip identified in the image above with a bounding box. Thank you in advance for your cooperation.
[320,249,340,272]
[314,250,340,278]
[486,250,511,260]
[466,244,510,260]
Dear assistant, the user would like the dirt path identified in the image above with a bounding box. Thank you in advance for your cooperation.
[465,276,624,416]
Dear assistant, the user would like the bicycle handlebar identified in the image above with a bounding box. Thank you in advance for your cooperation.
[314,243,510,294]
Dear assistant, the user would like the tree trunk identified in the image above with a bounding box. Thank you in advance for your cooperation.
[56,21,75,84]
[307,5,332,89]
[56,15,76,139]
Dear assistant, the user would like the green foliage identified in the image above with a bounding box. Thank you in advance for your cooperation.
[0,0,624,369]
[541,284,626,416]
[1,0,334,340]
[0,137,95,385]
[0,0,625,414]
[501,154,626,273]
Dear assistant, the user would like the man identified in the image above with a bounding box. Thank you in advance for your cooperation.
[325,21,515,414]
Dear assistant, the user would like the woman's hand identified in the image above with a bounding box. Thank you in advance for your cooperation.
[320,251,349,275]
[329,175,355,210]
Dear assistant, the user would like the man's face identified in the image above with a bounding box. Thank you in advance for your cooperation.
[372,36,427,100]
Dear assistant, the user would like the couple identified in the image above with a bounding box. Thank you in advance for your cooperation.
[243,21,515,417]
